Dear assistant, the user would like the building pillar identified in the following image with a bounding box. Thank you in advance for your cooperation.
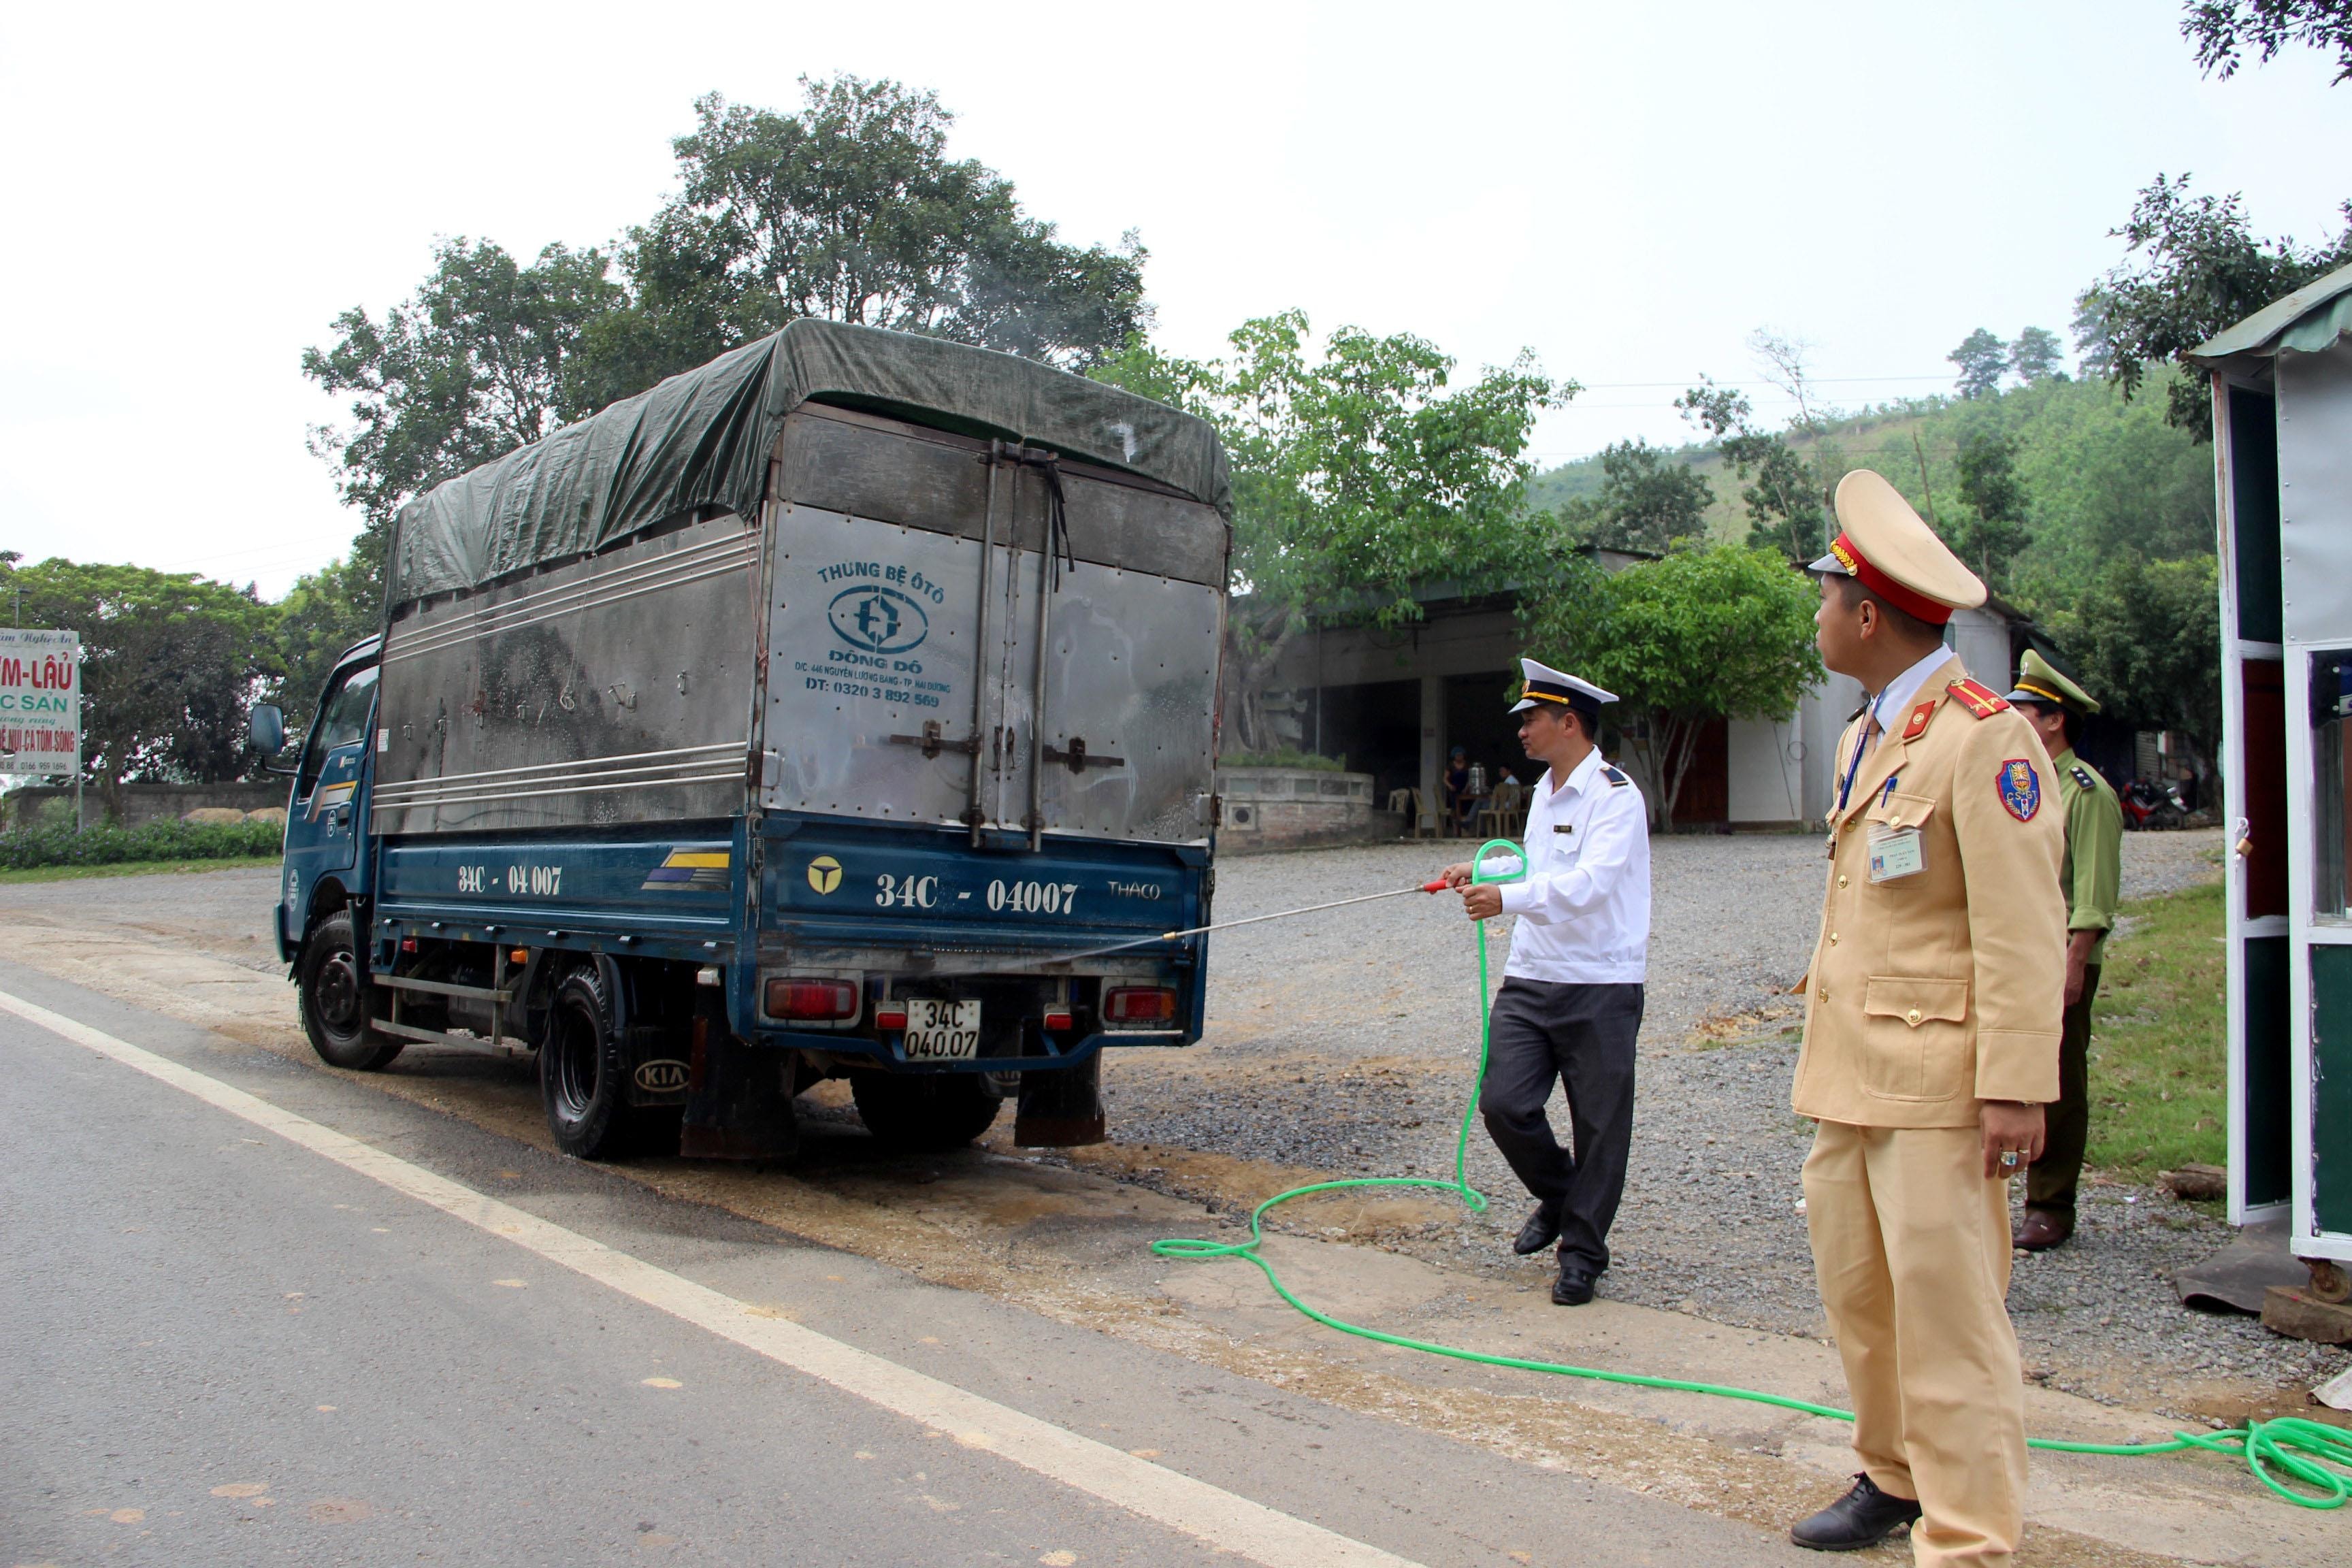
[1420,674,1444,822]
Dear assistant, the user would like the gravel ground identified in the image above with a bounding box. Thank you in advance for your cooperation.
[8,836,2341,1410]
[1102,825,2351,1411]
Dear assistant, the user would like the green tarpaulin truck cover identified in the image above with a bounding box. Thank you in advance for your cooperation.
[388,319,1230,607]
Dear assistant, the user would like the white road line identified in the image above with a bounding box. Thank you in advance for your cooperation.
[0,986,1419,1568]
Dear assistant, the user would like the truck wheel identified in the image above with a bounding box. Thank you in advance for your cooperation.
[541,966,632,1160]
[850,1072,1002,1152]
[298,910,403,1071]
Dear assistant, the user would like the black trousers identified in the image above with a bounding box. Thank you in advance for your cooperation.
[1479,977,1644,1272]
[2026,964,2102,1218]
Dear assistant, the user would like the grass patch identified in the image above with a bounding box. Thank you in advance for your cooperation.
[0,855,282,885]
[2084,879,2225,1182]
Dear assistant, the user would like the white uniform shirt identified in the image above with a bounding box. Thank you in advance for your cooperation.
[1477,746,1651,984]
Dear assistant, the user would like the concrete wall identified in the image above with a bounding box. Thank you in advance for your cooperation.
[2,779,288,829]
[1215,766,1401,854]
[1727,716,1805,828]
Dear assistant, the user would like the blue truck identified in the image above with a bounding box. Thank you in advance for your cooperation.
[250,322,1231,1160]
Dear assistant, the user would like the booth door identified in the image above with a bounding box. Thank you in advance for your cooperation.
[2218,382,2294,1220]
[2274,338,2352,1262]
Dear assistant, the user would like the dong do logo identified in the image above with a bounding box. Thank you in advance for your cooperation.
[827,585,928,655]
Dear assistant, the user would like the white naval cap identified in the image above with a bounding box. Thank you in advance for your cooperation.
[1509,657,1617,719]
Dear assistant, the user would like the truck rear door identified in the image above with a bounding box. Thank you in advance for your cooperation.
[762,405,1224,845]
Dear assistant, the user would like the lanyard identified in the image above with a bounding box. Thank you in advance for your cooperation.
[1837,691,1885,812]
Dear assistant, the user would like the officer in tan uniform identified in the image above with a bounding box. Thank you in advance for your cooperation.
[1787,471,2065,1564]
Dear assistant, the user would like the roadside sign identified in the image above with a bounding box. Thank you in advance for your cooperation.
[0,628,81,777]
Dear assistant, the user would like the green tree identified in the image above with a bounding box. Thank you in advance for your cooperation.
[578,78,1149,406]
[2010,327,2068,384]
[2073,174,2352,436]
[1100,312,1569,754]
[302,239,623,571]
[2184,0,2352,81]
[1951,429,2031,589]
[272,554,383,738]
[2048,554,2222,764]
[1559,440,1713,554]
[1949,329,2010,398]
[1518,546,1823,830]
[306,74,1150,583]
[1676,378,1827,564]
[0,558,278,821]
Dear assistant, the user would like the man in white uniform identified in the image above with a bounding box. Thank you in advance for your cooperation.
[1439,658,1652,1305]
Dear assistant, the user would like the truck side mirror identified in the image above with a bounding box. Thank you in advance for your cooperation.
[250,704,286,757]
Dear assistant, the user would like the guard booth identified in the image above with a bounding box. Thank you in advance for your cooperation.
[2191,262,2352,1302]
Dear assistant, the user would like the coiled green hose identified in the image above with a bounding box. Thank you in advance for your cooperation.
[1152,838,2352,1509]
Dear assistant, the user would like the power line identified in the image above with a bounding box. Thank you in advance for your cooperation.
[1567,374,1956,390]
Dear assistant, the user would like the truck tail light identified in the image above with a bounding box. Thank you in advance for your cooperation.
[875,1002,909,1031]
[1103,987,1177,1024]
[766,979,859,1021]
[1043,1009,1074,1032]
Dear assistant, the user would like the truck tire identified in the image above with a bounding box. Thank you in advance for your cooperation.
[850,1072,1002,1152]
[298,909,404,1071]
[540,966,633,1160]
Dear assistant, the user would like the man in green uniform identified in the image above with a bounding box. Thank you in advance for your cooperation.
[2005,650,2123,1252]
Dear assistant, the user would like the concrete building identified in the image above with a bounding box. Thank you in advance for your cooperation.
[1232,573,2033,832]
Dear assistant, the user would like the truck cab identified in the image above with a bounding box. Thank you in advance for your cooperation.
[259,638,389,1067]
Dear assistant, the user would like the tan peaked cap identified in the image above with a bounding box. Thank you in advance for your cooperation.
[1808,470,1987,625]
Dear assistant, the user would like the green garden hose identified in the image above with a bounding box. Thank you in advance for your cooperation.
[1152,838,2352,1510]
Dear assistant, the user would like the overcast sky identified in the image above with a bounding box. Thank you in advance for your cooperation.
[1,1,2344,598]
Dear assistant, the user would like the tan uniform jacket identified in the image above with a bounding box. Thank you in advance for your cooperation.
[1793,656,2066,1128]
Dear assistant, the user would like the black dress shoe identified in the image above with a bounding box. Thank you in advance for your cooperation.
[1789,1473,1921,1551]
[1513,1203,1563,1256]
[1550,1264,1596,1306]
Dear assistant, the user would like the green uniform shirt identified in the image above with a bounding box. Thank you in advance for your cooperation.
[2053,748,2123,962]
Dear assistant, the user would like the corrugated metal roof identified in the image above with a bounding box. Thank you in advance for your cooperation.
[2189,259,2352,367]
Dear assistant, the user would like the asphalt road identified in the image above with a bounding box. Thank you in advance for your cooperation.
[0,961,1806,1568]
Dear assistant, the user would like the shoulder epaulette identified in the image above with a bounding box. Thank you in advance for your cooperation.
[1947,678,2010,718]
[1600,764,1630,787]
[2069,764,2099,791]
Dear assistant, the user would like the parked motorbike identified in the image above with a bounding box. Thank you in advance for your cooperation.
[2121,778,2189,831]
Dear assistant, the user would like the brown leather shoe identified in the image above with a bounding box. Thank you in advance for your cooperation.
[2013,1210,2073,1251]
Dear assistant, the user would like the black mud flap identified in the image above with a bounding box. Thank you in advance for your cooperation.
[624,1026,692,1107]
[681,1012,799,1160]
[1015,1052,1105,1147]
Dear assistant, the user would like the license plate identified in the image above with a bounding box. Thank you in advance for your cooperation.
[902,998,981,1061]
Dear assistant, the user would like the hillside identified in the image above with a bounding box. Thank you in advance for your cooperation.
[1524,372,2215,614]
